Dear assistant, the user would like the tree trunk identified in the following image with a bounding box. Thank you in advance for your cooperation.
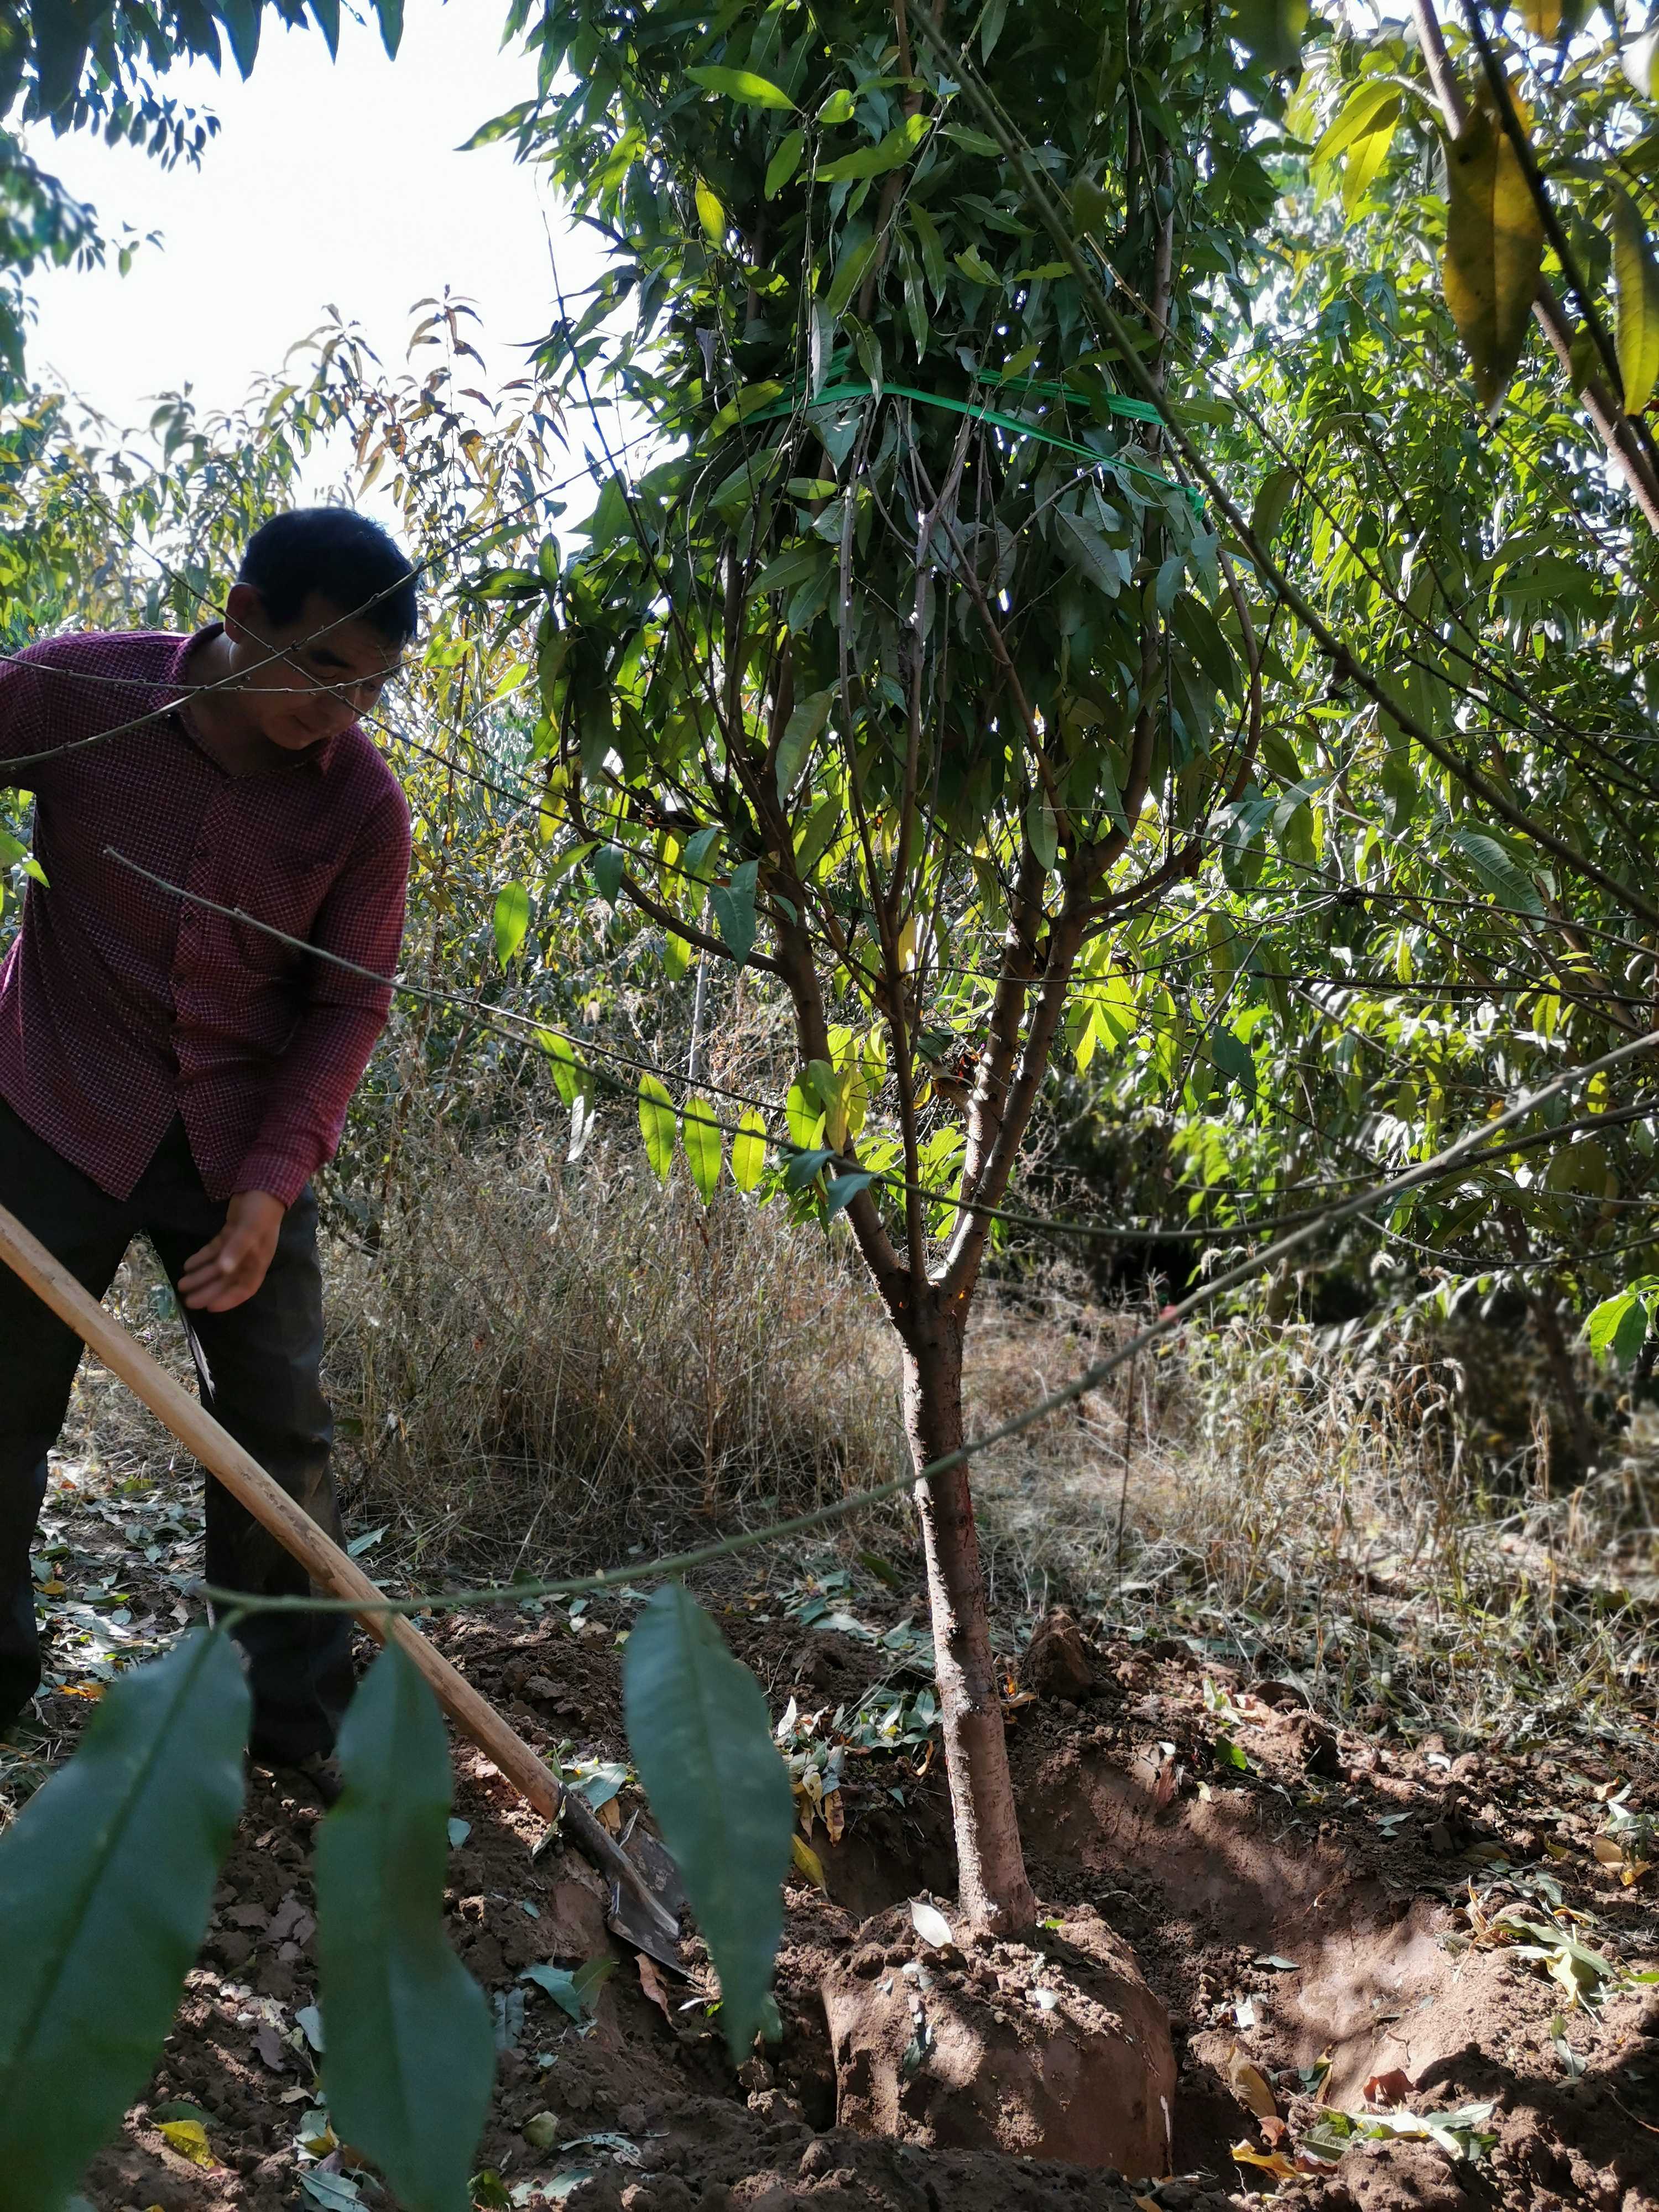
[900,1290,1037,1935]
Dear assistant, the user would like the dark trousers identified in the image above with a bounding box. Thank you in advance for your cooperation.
[0,1097,353,1761]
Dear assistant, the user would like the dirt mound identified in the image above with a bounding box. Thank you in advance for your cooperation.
[822,1898,1173,2173]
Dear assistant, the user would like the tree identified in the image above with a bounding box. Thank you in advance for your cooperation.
[484,0,1299,1929]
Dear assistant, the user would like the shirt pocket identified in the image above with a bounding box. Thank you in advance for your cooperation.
[226,852,341,978]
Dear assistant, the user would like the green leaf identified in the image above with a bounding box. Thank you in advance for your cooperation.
[710,858,759,964]
[0,1629,249,2208]
[1448,826,1544,915]
[591,846,625,906]
[1339,94,1400,213]
[775,687,833,800]
[493,882,530,967]
[622,1587,795,2060]
[816,113,931,184]
[1025,791,1059,871]
[30,9,93,116]
[953,244,1001,287]
[686,65,795,109]
[765,129,805,197]
[639,1073,677,1183]
[217,0,263,76]
[538,1030,587,1110]
[1228,0,1308,72]
[731,1107,768,1192]
[1250,465,1297,547]
[708,380,786,436]
[682,1094,724,1202]
[1586,1287,1652,1365]
[825,237,880,321]
[520,1957,613,2021]
[373,0,405,57]
[1442,98,1545,418]
[825,1168,876,1217]
[786,1074,825,1151]
[1613,189,1659,415]
[695,179,727,246]
[314,1645,494,2212]
[816,88,855,124]
[1310,78,1403,169]
[307,0,343,56]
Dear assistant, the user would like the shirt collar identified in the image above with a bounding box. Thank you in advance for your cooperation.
[166,621,348,775]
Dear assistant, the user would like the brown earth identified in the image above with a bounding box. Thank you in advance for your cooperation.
[11,1460,1659,2212]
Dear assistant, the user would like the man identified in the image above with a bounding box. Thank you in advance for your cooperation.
[0,505,415,1783]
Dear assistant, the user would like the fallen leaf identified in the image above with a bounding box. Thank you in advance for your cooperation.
[1592,1839,1626,1866]
[1364,2069,1413,2107]
[253,2022,288,2071]
[1229,2053,1277,2120]
[637,1953,674,2020]
[910,1897,953,1949]
[1231,2139,1299,2180]
[791,1832,826,1888]
[156,2119,216,2170]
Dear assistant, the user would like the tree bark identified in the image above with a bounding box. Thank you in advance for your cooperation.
[900,1288,1037,1936]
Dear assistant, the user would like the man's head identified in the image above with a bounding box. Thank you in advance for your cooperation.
[221,507,417,751]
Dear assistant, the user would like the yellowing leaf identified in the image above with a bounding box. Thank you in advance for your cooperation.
[1342,94,1400,215]
[682,1094,723,1203]
[790,1831,827,1888]
[695,179,726,246]
[1516,0,1560,32]
[1442,93,1545,419]
[731,1107,768,1193]
[156,2119,216,2169]
[1613,189,1659,415]
[1231,2140,1299,2180]
[1229,2053,1279,2120]
[638,1072,677,1183]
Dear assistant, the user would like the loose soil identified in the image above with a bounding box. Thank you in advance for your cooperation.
[9,1455,1659,2212]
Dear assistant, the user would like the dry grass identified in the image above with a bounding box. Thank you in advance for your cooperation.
[964,1282,1659,1746]
[322,1112,907,1578]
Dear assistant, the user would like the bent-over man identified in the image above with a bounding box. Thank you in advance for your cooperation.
[0,505,415,1783]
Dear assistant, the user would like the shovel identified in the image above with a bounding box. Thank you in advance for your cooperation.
[0,1197,687,1972]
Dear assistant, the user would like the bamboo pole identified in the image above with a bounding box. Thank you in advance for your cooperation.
[0,1197,677,1945]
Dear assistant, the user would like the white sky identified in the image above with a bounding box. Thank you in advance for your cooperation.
[23,0,602,443]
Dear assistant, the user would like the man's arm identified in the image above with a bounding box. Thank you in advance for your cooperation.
[179,790,411,1312]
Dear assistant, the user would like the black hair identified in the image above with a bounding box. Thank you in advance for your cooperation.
[238,507,419,644]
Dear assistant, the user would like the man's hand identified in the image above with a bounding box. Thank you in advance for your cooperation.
[178,1190,286,1312]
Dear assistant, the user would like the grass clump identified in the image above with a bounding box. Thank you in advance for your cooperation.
[324,1121,906,1578]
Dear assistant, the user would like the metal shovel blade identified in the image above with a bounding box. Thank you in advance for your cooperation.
[605,1813,688,1972]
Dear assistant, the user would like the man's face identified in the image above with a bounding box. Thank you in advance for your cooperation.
[225,583,405,751]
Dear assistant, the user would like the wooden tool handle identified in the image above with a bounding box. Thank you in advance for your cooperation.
[0,1197,672,1933]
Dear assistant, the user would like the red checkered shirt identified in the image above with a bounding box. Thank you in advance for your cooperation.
[0,625,410,1208]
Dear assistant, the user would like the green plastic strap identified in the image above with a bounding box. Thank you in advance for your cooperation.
[743,376,1202,514]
